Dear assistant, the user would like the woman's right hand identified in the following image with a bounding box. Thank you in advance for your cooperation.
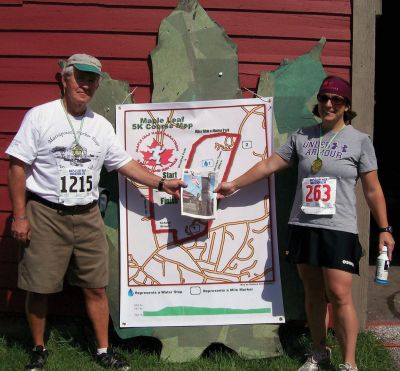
[214,181,237,199]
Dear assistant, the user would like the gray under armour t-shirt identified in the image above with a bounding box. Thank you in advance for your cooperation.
[276,124,377,234]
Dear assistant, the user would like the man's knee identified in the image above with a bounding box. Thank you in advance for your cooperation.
[82,287,107,300]
[26,291,48,304]
[25,292,48,316]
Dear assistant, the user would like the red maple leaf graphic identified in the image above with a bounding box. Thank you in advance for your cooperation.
[159,149,173,165]
[141,139,173,166]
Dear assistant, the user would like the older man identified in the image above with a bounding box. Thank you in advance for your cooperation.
[6,53,185,371]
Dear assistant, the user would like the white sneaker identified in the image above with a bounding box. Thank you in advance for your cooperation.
[339,363,359,371]
[298,347,332,371]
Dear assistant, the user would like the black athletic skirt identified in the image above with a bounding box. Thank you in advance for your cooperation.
[285,224,363,275]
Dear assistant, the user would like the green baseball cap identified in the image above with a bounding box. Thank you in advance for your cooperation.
[66,53,102,75]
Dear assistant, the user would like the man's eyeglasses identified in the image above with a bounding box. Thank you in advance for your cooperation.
[74,70,100,85]
[317,94,346,105]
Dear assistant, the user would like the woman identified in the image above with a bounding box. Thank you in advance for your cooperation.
[215,76,395,371]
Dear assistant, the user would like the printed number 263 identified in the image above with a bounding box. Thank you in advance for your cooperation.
[305,184,331,202]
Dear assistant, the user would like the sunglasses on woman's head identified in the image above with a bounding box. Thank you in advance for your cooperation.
[317,94,346,105]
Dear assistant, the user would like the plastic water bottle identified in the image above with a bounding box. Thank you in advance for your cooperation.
[375,245,390,285]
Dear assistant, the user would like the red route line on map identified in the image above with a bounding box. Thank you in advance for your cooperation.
[148,132,241,245]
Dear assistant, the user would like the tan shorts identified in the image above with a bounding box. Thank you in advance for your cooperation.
[18,199,109,294]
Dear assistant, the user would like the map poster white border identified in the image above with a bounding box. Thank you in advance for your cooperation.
[116,98,285,327]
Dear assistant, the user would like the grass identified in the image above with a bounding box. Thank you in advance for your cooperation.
[0,313,396,371]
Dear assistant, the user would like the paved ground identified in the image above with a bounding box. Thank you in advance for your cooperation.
[367,265,400,324]
[368,325,400,370]
[367,265,400,370]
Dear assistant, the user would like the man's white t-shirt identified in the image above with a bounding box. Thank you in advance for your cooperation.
[6,99,131,205]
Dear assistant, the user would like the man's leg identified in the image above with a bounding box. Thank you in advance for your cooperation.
[82,287,130,370]
[26,291,48,346]
[82,287,109,348]
[25,291,49,371]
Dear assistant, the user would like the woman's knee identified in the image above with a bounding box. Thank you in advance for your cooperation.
[326,284,352,306]
[323,268,354,306]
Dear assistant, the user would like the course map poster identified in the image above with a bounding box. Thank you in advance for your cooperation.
[116,98,285,327]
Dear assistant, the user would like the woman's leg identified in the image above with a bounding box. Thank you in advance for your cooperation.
[323,267,358,367]
[297,264,328,352]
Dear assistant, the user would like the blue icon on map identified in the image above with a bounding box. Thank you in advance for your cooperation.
[202,159,214,167]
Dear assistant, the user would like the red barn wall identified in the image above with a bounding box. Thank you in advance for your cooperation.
[0,0,352,313]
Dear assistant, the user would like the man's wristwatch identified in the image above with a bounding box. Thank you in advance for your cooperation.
[378,226,393,234]
[157,177,165,191]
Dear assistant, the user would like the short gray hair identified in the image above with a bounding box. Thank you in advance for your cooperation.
[62,65,74,78]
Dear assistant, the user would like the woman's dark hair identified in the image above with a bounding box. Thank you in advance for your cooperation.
[312,103,357,123]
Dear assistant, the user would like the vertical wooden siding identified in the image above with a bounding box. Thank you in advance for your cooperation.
[0,0,352,313]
